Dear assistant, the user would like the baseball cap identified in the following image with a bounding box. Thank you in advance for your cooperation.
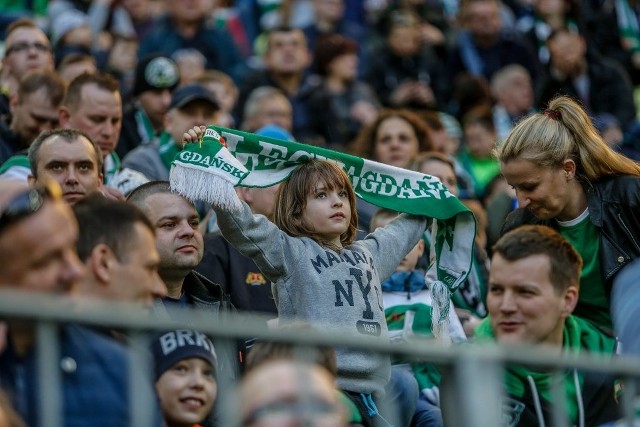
[169,83,219,111]
[133,54,180,96]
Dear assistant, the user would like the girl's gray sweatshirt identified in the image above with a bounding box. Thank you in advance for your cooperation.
[215,201,428,397]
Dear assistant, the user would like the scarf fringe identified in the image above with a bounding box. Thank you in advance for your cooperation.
[170,163,243,212]
[431,281,452,343]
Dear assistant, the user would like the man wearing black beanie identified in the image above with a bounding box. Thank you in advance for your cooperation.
[117,54,180,158]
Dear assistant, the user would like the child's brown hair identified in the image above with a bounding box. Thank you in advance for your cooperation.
[273,159,358,250]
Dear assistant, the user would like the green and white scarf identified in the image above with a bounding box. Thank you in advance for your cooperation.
[170,126,476,337]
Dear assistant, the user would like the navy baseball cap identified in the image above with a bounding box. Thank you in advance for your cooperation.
[169,83,219,111]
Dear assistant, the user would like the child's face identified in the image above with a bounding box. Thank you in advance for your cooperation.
[155,358,217,426]
[464,123,496,158]
[303,180,351,248]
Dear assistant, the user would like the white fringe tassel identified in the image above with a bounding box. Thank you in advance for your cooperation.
[170,164,243,213]
[431,280,452,343]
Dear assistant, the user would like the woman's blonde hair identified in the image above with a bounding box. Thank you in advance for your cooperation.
[273,159,358,250]
[496,96,640,183]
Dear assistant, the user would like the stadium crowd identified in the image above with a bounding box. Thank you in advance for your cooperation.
[1,0,640,425]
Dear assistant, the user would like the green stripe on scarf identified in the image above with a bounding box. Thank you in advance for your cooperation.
[0,154,30,174]
[170,126,476,337]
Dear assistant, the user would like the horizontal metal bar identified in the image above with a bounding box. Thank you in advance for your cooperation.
[0,290,639,377]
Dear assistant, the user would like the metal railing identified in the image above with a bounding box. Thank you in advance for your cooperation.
[0,289,638,427]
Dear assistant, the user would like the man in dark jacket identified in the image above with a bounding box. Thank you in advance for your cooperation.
[0,180,161,427]
[116,54,180,159]
[537,27,637,131]
[137,0,246,82]
[235,27,321,143]
[127,180,238,396]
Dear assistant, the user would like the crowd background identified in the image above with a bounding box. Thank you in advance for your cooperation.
[1,0,640,426]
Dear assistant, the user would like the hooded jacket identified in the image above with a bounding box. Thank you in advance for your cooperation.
[475,315,620,427]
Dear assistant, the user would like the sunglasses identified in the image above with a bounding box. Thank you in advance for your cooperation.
[0,181,62,233]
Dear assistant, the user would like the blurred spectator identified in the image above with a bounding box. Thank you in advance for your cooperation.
[594,112,640,161]
[119,0,159,40]
[388,0,450,51]
[365,9,449,109]
[415,112,476,197]
[105,34,139,94]
[237,359,348,427]
[350,108,434,168]
[537,27,637,131]
[307,34,380,149]
[0,179,82,291]
[72,194,166,307]
[447,0,538,88]
[138,0,247,81]
[0,70,65,169]
[612,257,640,391]
[437,112,464,157]
[48,5,92,63]
[490,64,535,142]
[583,0,640,85]
[350,108,433,233]
[515,0,582,66]
[240,86,293,133]
[0,19,54,119]
[56,53,97,83]
[235,27,321,142]
[0,388,25,427]
[196,70,239,128]
[27,129,104,205]
[457,106,501,198]
[171,48,207,85]
[118,54,180,159]
[302,0,368,69]
[123,83,219,181]
[449,72,492,122]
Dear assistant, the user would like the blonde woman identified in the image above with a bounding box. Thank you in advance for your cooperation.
[496,95,640,330]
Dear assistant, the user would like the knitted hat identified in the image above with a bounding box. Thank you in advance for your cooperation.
[151,330,217,380]
[133,54,180,96]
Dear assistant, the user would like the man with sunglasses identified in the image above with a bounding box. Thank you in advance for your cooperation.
[0,179,83,291]
[0,181,162,426]
[0,19,54,121]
